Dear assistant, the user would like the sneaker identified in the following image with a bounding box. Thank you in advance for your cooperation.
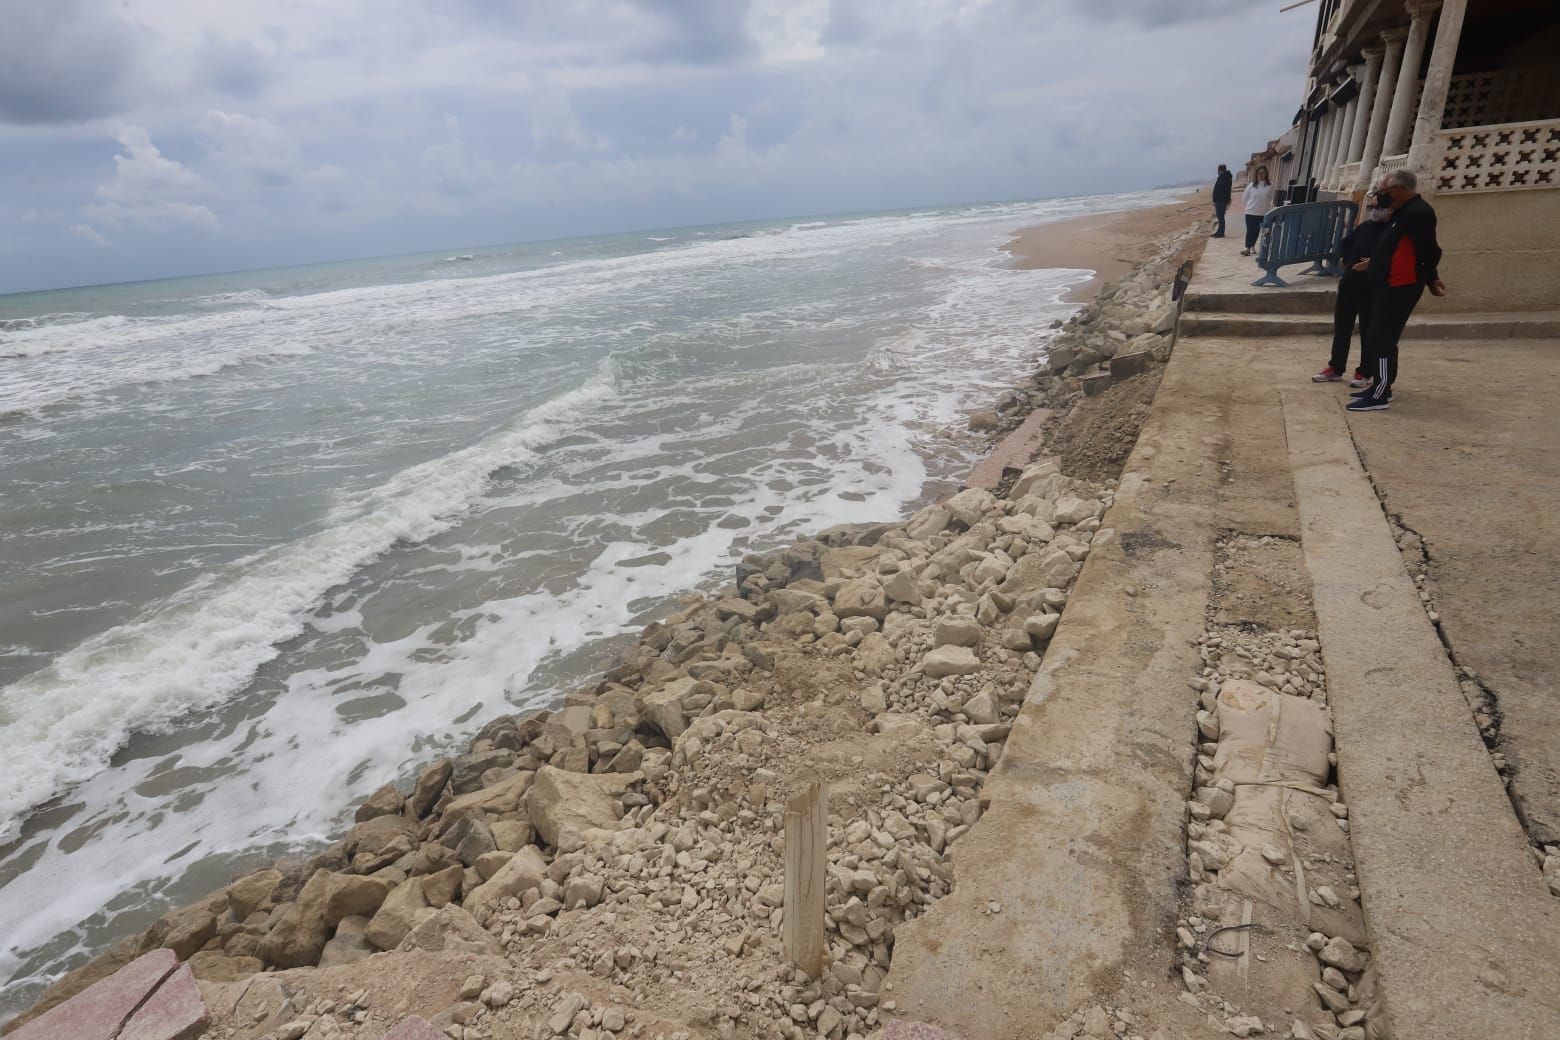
[1312,366,1342,382]
[1349,373,1371,388]
[1346,395,1390,411]
[1351,385,1395,398]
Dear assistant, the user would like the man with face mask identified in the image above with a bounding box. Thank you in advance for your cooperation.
[1313,200,1393,385]
[1346,169,1447,411]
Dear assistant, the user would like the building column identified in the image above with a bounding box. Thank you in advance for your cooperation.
[1408,0,1468,189]
[1331,72,1363,185]
[1308,107,1334,185]
[1346,46,1384,164]
[1323,96,1349,185]
[1381,0,1439,161]
[1356,28,1407,190]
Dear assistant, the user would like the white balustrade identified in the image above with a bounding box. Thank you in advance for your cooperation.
[1433,119,1560,193]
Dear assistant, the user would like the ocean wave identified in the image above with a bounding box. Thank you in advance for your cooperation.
[0,363,617,840]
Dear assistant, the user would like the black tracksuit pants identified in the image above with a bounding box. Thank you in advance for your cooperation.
[1328,272,1372,376]
[1365,284,1425,400]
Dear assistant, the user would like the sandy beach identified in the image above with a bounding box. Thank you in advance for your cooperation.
[1004,196,1205,301]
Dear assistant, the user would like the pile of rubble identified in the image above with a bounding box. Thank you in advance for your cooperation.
[17,460,1114,1040]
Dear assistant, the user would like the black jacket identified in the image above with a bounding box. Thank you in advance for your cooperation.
[1213,170,1233,205]
[1368,195,1442,288]
[1339,219,1389,279]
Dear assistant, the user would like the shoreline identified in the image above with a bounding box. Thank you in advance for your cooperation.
[4,207,1209,1039]
[1002,196,1202,302]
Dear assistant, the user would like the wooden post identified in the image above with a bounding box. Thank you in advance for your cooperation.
[783,782,827,978]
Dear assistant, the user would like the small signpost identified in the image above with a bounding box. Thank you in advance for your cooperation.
[783,781,828,978]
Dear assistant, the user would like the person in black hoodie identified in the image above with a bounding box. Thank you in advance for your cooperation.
[1211,165,1233,238]
[1312,202,1391,384]
[1347,169,1446,412]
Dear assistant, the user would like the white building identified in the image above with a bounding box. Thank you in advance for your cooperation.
[1282,0,1559,311]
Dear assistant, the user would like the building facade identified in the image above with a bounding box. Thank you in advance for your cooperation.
[1280,0,1559,311]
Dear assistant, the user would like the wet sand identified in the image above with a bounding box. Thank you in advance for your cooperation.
[1005,196,1206,301]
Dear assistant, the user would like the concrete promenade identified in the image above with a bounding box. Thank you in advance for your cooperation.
[884,232,1560,1039]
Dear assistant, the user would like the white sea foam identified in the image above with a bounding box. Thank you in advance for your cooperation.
[0,364,616,840]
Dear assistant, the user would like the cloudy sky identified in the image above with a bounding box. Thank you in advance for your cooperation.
[0,0,1312,294]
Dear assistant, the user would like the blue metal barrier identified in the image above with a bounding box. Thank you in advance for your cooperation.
[1252,201,1357,288]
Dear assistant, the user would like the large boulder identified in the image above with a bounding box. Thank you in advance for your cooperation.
[905,505,952,541]
[944,488,996,529]
[138,892,226,961]
[442,772,533,818]
[225,870,282,920]
[525,766,634,850]
[833,579,887,621]
[922,645,981,679]
[1011,463,1066,502]
[354,782,405,822]
[462,846,547,923]
[638,689,688,742]
[257,871,393,969]
[365,877,429,951]
[400,905,501,956]
[882,567,921,605]
[409,760,453,818]
[997,548,1079,599]
[933,617,983,648]
[1052,495,1101,526]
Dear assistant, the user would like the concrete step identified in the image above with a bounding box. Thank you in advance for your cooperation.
[1181,310,1560,340]
[1283,392,1560,1040]
[1184,288,1335,315]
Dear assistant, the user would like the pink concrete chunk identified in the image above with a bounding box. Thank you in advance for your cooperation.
[965,408,1052,491]
[883,1021,968,1040]
[379,1017,447,1040]
[9,949,178,1040]
[118,963,208,1040]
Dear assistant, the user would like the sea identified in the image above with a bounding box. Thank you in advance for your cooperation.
[0,189,1172,1015]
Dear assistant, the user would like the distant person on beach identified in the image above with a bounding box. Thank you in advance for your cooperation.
[1240,166,1277,256]
[1211,165,1233,238]
[1312,198,1392,384]
[1346,169,1446,412]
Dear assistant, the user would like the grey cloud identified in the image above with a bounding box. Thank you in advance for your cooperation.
[0,0,145,124]
[197,35,272,100]
[1067,0,1257,28]
[634,0,754,64]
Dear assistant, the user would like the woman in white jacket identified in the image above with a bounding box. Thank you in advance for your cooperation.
[1241,166,1277,256]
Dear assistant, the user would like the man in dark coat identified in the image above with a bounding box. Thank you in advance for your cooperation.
[1312,203,1391,384]
[1348,169,1447,412]
[1211,165,1233,238]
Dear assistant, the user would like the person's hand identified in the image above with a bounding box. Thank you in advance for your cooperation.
[1429,278,1447,297]
[1352,259,1369,272]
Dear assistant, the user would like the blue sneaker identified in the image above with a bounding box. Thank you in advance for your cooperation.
[1347,394,1390,411]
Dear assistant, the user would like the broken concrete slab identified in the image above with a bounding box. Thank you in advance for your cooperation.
[8,949,203,1040]
[1108,349,1151,379]
[379,1017,446,1040]
[1079,370,1112,396]
[117,964,207,1040]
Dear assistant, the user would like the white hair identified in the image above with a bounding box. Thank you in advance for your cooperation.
[1383,168,1418,191]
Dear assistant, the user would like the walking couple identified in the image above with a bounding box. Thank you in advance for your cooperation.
[1313,169,1446,412]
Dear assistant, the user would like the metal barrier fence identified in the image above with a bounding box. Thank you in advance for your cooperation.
[1253,201,1358,288]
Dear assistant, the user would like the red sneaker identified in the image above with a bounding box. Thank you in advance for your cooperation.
[1311,366,1342,383]
[1349,372,1372,388]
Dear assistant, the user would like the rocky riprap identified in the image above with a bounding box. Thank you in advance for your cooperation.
[15,464,1115,1040]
